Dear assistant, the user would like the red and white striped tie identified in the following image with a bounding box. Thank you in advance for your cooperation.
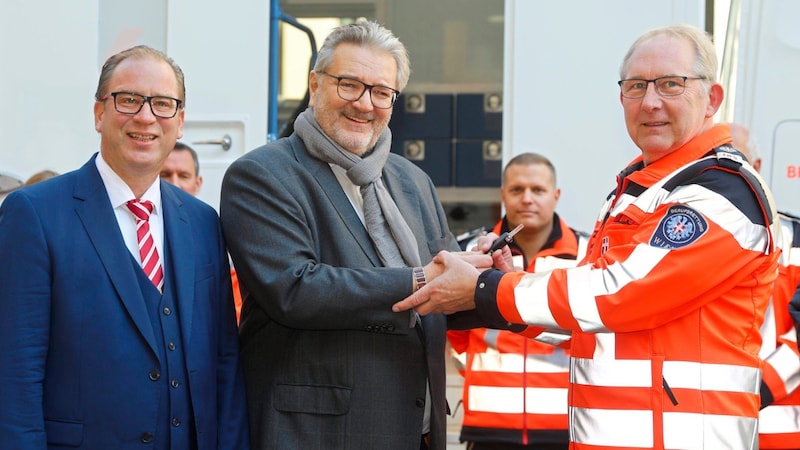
[126,199,164,291]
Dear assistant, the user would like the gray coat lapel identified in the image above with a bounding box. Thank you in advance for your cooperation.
[288,135,383,266]
[382,163,427,259]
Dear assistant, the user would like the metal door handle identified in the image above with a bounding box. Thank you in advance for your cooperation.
[192,134,232,151]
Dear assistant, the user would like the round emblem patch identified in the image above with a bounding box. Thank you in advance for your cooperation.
[650,205,707,249]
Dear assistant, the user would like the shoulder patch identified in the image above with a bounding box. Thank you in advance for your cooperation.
[650,205,708,249]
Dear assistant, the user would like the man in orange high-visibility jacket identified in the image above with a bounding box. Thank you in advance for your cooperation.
[449,153,587,450]
[395,24,780,449]
[730,123,800,449]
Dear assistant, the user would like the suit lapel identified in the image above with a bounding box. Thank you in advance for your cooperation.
[289,135,383,266]
[382,163,427,256]
[73,157,158,354]
[161,184,195,345]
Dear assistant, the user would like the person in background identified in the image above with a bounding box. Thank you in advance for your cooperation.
[24,169,59,186]
[0,45,249,449]
[0,173,23,205]
[159,141,243,323]
[160,141,203,195]
[219,20,460,450]
[448,153,586,450]
[729,122,800,449]
[394,24,780,449]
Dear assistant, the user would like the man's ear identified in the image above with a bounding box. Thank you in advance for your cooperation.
[94,100,105,132]
[707,83,724,118]
[308,71,319,108]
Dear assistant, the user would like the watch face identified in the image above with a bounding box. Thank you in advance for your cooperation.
[0,173,23,194]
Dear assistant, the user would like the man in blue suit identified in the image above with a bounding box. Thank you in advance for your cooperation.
[0,45,249,449]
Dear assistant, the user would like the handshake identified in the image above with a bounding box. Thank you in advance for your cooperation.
[392,231,518,316]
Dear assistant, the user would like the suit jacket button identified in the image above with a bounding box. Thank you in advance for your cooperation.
[416,397,425,408]
[140,432,154,443]
[149,370,160,381]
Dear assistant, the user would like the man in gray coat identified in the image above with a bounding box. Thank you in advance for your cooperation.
[220,20,459,450]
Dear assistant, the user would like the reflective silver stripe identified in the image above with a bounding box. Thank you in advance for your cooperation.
[777,216,798,265]
[470,350,569,373]
[787,244,800,266]
[662,361,760,393]
[572,357,760,393]
[610,192,639,215]
[759,301,778,358]
[664,411,757,449]
[780,328,797,345]
[567,265,604,331]
[514,271,558,328]
[592,332,616,359]
[621,154,773,254]
[482,329,500,349]
[534,255,580,270]
[764,343,800,393]
[572,408,757,448]
[533,328,571,346]
[572,244,666,332]
[572,356,651,387]
[571,407,654,447]
[759,404,800,434]
[669,185,771,253]
[468,385,567,414]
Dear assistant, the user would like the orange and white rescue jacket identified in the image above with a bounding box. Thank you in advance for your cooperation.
[758,212,800,449]
[448,215,587,446]
[473,126,779,449]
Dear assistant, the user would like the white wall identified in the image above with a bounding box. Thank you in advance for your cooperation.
[731,0,800,215]
[503,0,706,232]
[167,0,270,211]
[0,0,270,211]
[0,1,100,182]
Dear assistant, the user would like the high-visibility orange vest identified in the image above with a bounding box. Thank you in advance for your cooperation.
[449,216,587,446]
[482,126,779,449]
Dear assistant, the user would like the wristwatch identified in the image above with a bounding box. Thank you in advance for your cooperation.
[413,266,427,291]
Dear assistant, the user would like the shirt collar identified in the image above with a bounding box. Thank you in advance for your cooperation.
[95,153,162,215]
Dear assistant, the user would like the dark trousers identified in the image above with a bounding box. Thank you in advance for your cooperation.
[420,433,431,450]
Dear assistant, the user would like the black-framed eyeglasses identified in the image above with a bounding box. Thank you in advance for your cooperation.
[317,71,399,109]
[617,76,707,99]
[100,91,183,118]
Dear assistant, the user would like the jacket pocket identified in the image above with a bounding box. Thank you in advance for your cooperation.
[45,418,83,446]
[274,383,351,415]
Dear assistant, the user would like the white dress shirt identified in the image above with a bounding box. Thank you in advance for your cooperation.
[95,154,165,269]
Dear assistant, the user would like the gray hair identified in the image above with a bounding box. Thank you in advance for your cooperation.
[619,24,717,91]
[314,19,410,91]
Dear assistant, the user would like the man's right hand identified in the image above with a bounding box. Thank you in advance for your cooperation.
[395,251,486,315]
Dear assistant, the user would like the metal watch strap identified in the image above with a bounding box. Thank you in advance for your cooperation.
[413,266,427,291]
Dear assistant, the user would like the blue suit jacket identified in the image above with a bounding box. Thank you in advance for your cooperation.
[0,155,249,449]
